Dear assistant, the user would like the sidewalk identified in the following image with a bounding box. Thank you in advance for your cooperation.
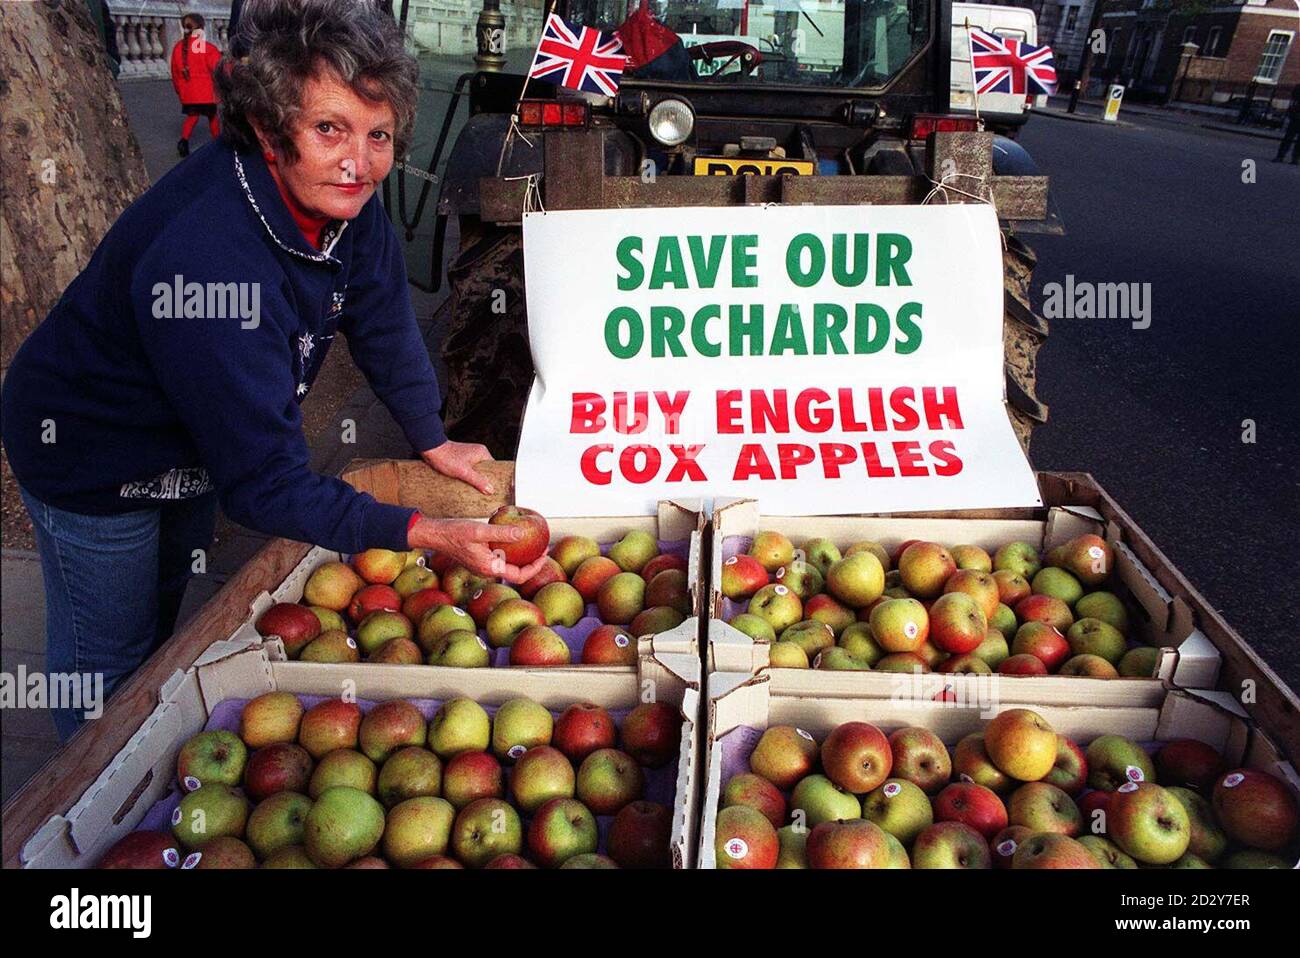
[1035,94,1285,142]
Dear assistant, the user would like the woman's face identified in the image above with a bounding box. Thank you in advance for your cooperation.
[263,73,397,223]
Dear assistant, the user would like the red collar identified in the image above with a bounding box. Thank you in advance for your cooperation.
[266,163,332,250]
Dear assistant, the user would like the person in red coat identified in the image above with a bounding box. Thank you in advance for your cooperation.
[170,13,222,157]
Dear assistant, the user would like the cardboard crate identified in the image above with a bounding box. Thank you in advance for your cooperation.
[698,670,1300,868]
[708,477,1229,706]
[18,637,703,869]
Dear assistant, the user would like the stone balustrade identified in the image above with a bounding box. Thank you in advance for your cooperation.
[106,1,232,80]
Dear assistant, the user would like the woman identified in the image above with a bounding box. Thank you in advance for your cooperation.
[169,13,223,158]
[1,0,545,739]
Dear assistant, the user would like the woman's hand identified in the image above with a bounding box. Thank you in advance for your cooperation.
[409,516,549,585]
[421,441,497,496]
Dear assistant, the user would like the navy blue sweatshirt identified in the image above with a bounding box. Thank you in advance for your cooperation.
[1,137,447,553]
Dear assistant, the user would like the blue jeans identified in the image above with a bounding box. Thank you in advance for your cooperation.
[19,487,218,740]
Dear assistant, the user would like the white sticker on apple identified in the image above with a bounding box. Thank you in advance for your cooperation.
[959,773,975,784]
[1118,782,1139,793]
[796,728,814,741]
[1088,546,1105,560]
[773,585,789,596]
[724,556,738,566]
[1124,765,1145,782]
[904,622,919,639]
[1222,772,1245,788]
[775,567,786,579]
[996,839,1017,857]
[477,636,489,650]
[724,838,749,860]
[162,848,180,868]
[508,744,527,759]
[346,637,358,649]
[883,782,901,798]
[615,634,630,648]
[472,589,484,600]
[182,775,201,792]
[182,852,202,870]
[453,607,468,616]
[170,807,183,826]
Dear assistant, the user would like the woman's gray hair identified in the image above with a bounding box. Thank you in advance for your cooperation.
[216,0,418,162]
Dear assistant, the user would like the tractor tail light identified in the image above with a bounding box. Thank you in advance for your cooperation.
[908,114,981,140]
[519,99,590,128]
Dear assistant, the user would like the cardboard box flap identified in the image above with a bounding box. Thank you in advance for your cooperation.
[1114,539,1174,633]
[1042,505,1104,548]
[657,498,706,539]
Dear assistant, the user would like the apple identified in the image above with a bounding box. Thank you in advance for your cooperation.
[243,742,312,801]
[1079,789,1113,833]
[355,610,413,657]
[483,853,535,869]
[1031,566,1084,606]
[596,572,646,625]
[1085,734,1155,791]
[571,556,621,603]
[892,539,922,566]
[646,568,691,614]
[609,530,659,574]
[897,543,956,599]
[629,606,685,637]
[802,537,843,577]
[622,701,682,768]
[246,791,312,859]
[991,570,1032,607]
[937,654,992,675]
[911,822,991,869]
[728,613,777,643]
[971,628,1010,668]
[467,582,520,627]
[186,836,256,870]
[1056,533,1112,586]
[747,583,803,634]
[240,691,303,749]
[1059,654,1119,679]
[486,598,547,648]
[1155,739,1225,791]
[260,845,317,868]
[993,541,1041,579]
[351,548,404,585]
[769,642,811,668]
[416,604,474,653]
[641,553,687,584]
[1008,781,1082,836]
[428,697,491,758]
[868,597,928,653]
[359,700,426,764]
[806,819,891,869]
[985,708,1058,782]
[714,805,778,869]
[815,648,872,671]
[608,800,673,869]
[790,774,861,826]
[749,725,819,790]
[377,746,442,808]
[804,593,855,636]
[426,630,491,668]
[177,730,247,790]
[928,593,988,654]
[838,622,885,666]
[255,603,321,658]
[1077,834,1138,868]
[722,554,768,600]
[1108,782,1191,865]
[348,584,402,624]
[1011,621,1070,671]
[518,557,566,599]
[442,750,504,809]
[862,779,933,845]
[1011,833,1099,869]
[947,544,991,573]
[1223,850,1292,869]
[998,653,1048,676]
[581,624,637,665]
[441,566,488,607]
[379,796,455,868]
[559,853,619,869]
[1167,786,1227,862]
[576,748,644,814]
[933,782,1008,840]
[97,831,181,870]
[510,745,576,812]
[534,582,586,627]
[552,535,600,576]
[888,727,951,794]
[552,703,617,764]
[943,570,1000,622]
[487,505,550,566]
[844,540,891,571]
[303,561,363,612]
[1063,620,1125,668]
[1014,594,1074,633]
[392,565,437,600]
[825,552,886,609]
[821,722,892,794]
[1044,737,1088,795]
[873,652,928,673]
[307,606,346,633]
[451,797,523,868]
[1118,646,1161,677]
[776,825,809,869]
[746,530,793,573]
[527,797,598,868]
[308,749,376,798]
[779,619,836,661]
[508,625,572,666]
[172,783,250,850]
[774,561,824,601]
[1212,768,1298,851]
[723,772,786,828]
[491,697,553,762]
[951,734,1012,795]
[1076,591,1129,634]
[370,637,422,665]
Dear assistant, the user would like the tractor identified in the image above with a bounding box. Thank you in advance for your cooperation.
[418,0,1056,459]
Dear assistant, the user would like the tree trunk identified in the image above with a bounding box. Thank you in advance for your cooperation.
[0,0,150,372]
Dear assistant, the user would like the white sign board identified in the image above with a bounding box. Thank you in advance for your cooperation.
[515,204,1043,517]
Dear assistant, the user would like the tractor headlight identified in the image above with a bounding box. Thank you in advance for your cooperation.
[648,99,694,147]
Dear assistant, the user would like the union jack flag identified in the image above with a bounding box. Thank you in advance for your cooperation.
[969,28,1058,97]
[528,14,627,96]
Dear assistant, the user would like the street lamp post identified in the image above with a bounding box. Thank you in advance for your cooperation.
[476,0,507,72]
[1068,0,1109,114]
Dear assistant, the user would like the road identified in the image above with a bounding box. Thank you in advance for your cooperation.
[1017,111,1300,690]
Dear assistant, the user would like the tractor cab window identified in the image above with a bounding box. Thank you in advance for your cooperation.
[568,0,930,88]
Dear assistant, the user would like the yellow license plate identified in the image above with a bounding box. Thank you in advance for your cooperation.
[693,157,815,176]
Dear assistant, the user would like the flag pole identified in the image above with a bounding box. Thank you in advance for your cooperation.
[512,0,560,119]
[966,18,982,125]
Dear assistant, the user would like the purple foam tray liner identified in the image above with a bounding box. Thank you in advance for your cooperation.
[138,694,680,857]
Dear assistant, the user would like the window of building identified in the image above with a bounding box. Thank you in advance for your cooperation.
[1256,31,1293,83]
[1181,26,1196,47]
[1204,26,1221,56]
[1065,6,1079,31]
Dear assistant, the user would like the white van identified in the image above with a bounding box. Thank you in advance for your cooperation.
[950,2,1047,129]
